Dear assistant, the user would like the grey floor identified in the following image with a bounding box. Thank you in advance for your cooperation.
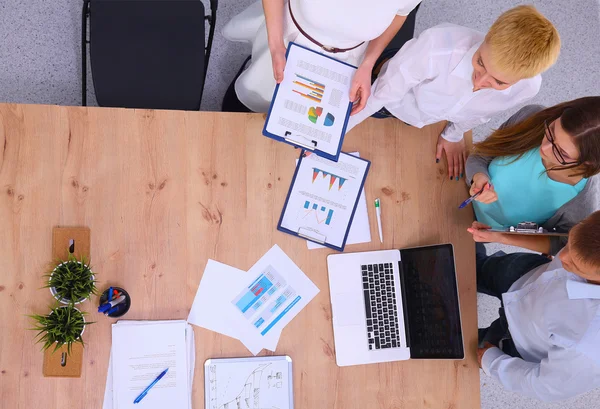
[1,1,600,408]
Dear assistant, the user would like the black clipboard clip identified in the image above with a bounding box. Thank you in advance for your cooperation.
[285,131,318,151]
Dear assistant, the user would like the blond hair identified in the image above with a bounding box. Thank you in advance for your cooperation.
[485,5,560,79]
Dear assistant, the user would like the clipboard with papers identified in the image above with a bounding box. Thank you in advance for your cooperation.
[263,42,357,162]
[278,151,370,251]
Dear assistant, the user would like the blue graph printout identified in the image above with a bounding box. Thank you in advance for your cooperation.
[231,265,302,336]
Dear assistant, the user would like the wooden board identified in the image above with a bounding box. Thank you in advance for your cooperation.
[0,104,479,409]
[42,343,84,378]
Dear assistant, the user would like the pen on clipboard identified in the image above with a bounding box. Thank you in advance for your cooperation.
[375,198,383,243]
[458,182,491,209]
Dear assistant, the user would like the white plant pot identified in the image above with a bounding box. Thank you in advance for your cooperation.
[48,261,95,305]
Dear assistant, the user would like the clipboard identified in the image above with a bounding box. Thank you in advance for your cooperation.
[204,356,294,409]
[263,42,357,162]
[277,151,371,252]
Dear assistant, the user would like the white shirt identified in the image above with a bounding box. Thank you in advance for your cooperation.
[482,254,600,402]
[347,23,542,141]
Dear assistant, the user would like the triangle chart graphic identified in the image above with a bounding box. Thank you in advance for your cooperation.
[312,169,319,182]
[338,178,346,190]
[329,176,337,190]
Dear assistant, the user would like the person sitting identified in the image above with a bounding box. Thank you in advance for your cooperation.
[466,97,600,255]
[347,5,561,180]
[477,210,600,402]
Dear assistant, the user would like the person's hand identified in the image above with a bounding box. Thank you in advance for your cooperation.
[435,134,468,180]
[270,44,287,83]
[470,173,497,204]
[467,221,505,244]
[349,63,373,115]
[477,342,495,368]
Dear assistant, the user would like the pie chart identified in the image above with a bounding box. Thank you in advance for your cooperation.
[308,106,323,124]
[324,113,335,127]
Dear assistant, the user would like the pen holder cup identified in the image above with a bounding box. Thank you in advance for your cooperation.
[99,287,131,318]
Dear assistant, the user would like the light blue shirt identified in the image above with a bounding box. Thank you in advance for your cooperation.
[474,148,587,229]
[482,254,600,402]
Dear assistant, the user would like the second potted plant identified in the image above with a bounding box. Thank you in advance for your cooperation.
[44,255,97,304]
[29,304,91,355]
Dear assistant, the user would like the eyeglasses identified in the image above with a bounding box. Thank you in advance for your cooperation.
[544,120,579,166]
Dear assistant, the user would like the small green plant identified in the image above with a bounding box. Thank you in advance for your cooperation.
[29,304,92,355]
[44,255,97,303]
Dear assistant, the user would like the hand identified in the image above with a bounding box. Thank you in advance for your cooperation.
[467,221,505,244]
[270,44,287,83]
[470,173,497,204]
[477,342,495,368]
[349,63,373,115]
[435,134,468,180]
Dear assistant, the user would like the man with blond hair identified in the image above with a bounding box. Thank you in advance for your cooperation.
[476,210,600,401]
[347,5,561,181]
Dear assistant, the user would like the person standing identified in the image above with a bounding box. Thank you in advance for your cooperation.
[222,0,422,113]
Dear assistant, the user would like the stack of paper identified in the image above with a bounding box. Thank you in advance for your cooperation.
[188,245,319,355]
[103,320,195,409]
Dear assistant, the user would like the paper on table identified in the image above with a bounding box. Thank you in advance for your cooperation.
[265,42,356,157]
[103,321,195,409]
[281,151,370,249]
[301,152,371,249]
[187,260,281,354]
[230,245,320,350]
[109,320,191,409]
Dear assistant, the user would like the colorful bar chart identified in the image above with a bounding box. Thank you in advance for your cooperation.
[293,73,325,103]
[303,200,334,225]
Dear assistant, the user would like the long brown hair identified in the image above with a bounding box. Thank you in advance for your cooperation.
[474,97,600,177]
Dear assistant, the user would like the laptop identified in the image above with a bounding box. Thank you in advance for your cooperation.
[327,244,464,366]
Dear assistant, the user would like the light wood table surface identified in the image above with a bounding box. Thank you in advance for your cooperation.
[0,103,479,409]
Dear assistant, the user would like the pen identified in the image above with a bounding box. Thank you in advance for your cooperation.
[133,368,169,404]
[458,183,491,209]
[108,286,113,301]
[98,295,126,313]
[375,198,383,243]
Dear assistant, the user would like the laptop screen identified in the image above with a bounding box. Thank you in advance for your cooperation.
[399,244,464,359]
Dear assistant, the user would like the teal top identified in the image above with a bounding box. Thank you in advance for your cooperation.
[473,148,587,229]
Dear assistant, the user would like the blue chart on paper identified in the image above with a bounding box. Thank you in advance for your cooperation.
[231,266,300,336]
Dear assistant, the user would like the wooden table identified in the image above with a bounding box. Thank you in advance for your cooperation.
[0,103,479,409]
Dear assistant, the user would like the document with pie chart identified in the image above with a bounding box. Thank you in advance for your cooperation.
[263,42,357,162]
[278,151,370,251]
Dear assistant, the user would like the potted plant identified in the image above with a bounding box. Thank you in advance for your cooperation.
[29,304,92,355]
[44,255,97,304]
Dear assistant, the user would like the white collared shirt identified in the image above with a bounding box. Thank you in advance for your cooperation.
[347,23,542,141]
[482,254,600,402]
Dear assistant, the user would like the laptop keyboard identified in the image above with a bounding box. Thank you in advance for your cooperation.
[361,263,401,350]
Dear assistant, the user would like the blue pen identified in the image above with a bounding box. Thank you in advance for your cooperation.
[108,286,114,301]
[134,368,169,404]
[458,183,490,209]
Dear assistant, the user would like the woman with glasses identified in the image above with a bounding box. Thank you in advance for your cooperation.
[464,97,600,255]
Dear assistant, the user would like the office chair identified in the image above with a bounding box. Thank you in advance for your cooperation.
[82,0,218,110]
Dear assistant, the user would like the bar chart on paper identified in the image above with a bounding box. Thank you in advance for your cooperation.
[303,200,334,225]
[293,74,325,103]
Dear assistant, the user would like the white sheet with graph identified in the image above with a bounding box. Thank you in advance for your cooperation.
[264,42,356,157]
[279,151,370,250]
[204,356,293,409]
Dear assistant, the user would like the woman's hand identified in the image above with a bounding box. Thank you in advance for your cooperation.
[467,221,505,244]
[270,44,287,83]
[436,135,467,180]
[350,63,373,115]
[470,173,497,203]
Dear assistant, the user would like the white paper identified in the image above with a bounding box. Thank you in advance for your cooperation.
[230,245,319,350]
[103,321,195,409]
[187,260,281,355]
[301,152,371,249]
[265,43,356,156]
[110,321,189,409]
[205,357,292,409]
[281,151,369,249]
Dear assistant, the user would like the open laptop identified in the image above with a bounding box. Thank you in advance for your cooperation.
[327,244,464,366]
